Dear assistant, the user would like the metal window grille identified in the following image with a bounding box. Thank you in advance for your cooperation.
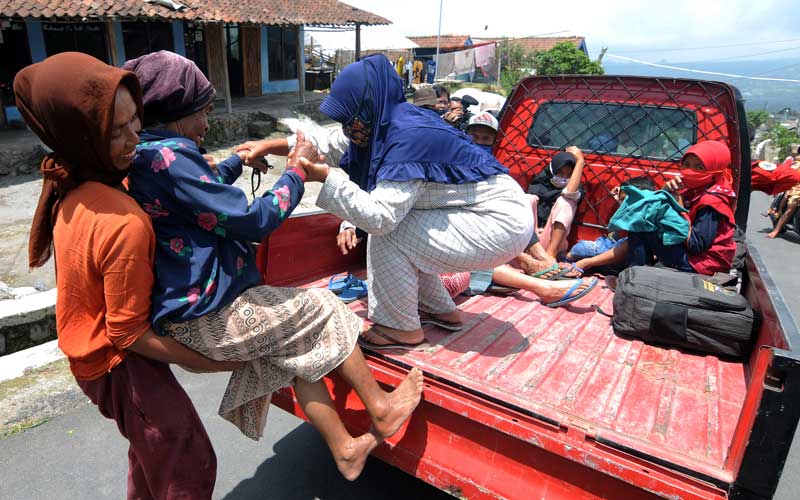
[495,76,745,233]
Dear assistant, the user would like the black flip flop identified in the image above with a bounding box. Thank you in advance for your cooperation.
[358,327,426,351]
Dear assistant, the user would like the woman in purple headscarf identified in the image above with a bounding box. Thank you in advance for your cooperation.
[123,51,423,482]
[299,55,535,348]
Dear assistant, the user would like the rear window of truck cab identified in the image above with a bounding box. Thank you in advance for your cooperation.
[527,102,698,161]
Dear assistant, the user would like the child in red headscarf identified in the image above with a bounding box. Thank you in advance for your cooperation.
[574,140,737,276]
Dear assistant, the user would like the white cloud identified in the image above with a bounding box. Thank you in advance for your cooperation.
[342,0,800,62]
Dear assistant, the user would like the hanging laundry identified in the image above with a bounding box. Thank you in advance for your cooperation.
[474,43,496,68]
[453,48,475,76]
[436,51,456,78]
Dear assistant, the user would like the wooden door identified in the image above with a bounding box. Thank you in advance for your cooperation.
[204,23,228,102]
[241,26,262,97]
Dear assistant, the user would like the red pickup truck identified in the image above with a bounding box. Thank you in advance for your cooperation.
[257,76,800,500]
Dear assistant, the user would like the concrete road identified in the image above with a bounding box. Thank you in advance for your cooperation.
[1,191,799,499]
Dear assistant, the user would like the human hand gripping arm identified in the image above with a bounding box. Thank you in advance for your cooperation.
[129,329,244,372]
[99,215,242,371]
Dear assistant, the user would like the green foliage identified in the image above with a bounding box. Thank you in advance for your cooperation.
[531,42,605,76]
[768,124,800,159]
[496,41,604,96]
[497,40,535,96]
[746,110,771,134]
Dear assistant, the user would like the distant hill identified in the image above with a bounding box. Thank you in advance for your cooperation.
[602,58,800,112]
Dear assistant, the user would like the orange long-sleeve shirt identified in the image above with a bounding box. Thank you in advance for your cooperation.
[53,182,155,380]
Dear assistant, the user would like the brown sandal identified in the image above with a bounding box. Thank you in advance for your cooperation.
[358,327,425,351]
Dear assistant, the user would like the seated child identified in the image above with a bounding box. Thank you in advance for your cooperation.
[573,141,737,276]
[767,181,800,239]
[526,146,586,260]
[566,176,656,263]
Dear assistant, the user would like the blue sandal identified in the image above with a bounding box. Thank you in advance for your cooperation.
[327,273,352,295]
[339,276,368,303]
[545,278,598,308]
[554,263,584,280]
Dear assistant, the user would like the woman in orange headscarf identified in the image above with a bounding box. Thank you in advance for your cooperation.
[14,52,241,499]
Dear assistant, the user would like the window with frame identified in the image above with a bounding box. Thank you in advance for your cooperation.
[42,22,109,63]
[527,101,698,161]
[0,20,31,107]
[183,22,208,76]
[121,21,173,60]
[267,26,298,81]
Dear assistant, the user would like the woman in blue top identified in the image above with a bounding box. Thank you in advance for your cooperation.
[124,52,422,482]
[297,55,535,348]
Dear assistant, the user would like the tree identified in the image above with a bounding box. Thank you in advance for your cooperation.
[768,124,800,159]
[497,40,535,96]
[531,42,604,76]
[746,109,771,140]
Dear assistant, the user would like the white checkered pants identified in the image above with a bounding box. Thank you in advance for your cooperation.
[318,172,534,330]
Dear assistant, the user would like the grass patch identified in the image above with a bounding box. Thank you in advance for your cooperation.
[0,418,50,439]
[0,358,78,438]
[0,357,71,401]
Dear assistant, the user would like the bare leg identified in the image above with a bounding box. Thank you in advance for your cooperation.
[335,346,424,439]
[546,222,568,258]
[768,201,798,238]
[294,377,382,481]
[575,240,629,272]
[491,265,591,303]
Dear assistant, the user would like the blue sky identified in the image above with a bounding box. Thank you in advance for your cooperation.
[342,0,800,63]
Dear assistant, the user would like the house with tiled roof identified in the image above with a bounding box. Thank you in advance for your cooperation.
[0,0,388,125]
[407,34,473,53]
[474,36,587,55]
[409,34,587,61]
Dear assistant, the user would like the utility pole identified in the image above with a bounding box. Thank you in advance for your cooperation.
[597,46,608,64]
[496,40,502,86]
[434,0,443,80]
[355,23,361,60]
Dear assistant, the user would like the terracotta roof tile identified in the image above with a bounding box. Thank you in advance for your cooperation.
[475,36,587,54]
[407,34,471,50]
[0,0,390,25]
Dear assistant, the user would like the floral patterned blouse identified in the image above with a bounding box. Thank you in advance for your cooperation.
[127,130,304,332]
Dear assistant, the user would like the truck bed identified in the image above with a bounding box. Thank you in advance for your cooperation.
[262,213,800,499]
[299,269,747,484]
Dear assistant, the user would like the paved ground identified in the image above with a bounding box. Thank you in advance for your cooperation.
[0,191,799,499]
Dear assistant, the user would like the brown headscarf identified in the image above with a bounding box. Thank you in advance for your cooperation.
[13,52,143,268]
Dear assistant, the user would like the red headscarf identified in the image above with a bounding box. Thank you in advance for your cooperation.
[679,141,736,225]
[13,52,143,268]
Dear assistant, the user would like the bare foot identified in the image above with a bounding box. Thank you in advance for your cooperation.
[372,367,424,439]
[334,429,382,481]
[538,279,592,304]
[516,253,562,279]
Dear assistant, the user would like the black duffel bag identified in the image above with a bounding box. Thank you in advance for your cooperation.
[611,266,755,357]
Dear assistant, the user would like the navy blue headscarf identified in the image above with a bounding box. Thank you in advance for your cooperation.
[319,55,507,192]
